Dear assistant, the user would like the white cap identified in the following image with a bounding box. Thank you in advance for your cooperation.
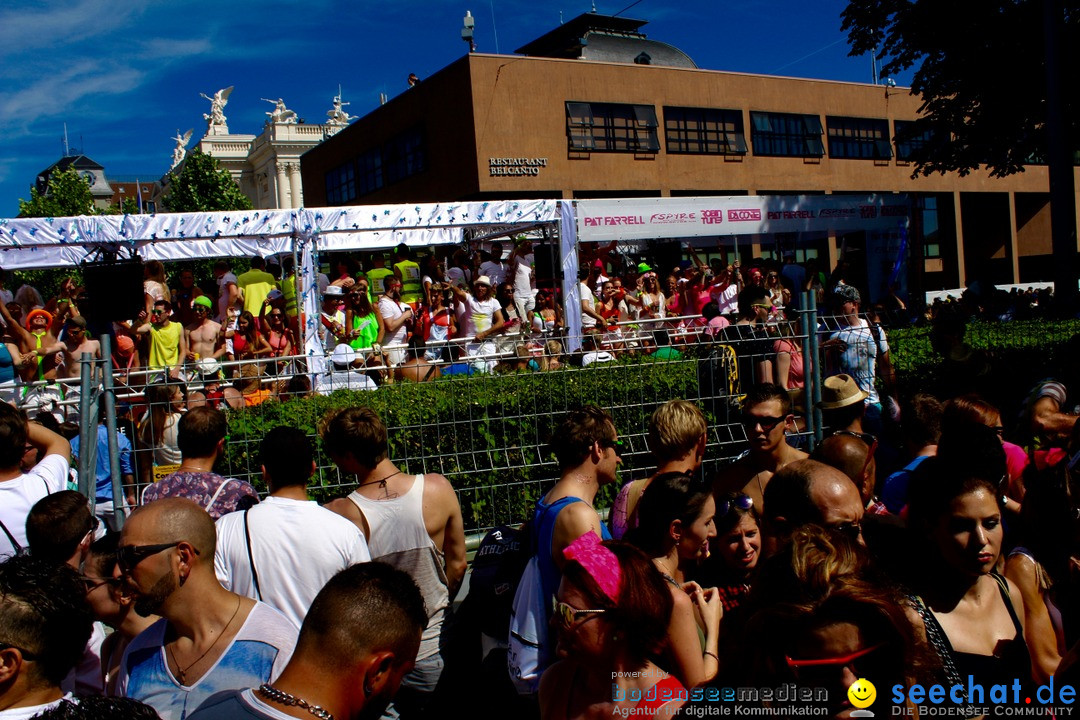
[331,343,355,368]
[474,275,492,287]
[324,285,345,297]
[196,357,222,377]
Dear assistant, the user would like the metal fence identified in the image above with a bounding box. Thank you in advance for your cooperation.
[65,296,821,536]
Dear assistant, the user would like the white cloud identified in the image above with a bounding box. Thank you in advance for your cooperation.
[0,60,145,129]
[0,0,145,57]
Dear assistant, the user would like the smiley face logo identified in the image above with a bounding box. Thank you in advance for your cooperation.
[847,678,876,709]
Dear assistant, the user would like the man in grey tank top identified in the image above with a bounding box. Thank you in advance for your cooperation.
[323,407,467,719]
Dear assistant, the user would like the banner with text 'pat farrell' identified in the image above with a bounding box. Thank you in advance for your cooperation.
[575,195,909,243]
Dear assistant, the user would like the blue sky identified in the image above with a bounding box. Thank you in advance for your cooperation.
[0,0,912,216]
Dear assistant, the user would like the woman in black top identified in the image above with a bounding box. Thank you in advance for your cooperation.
[907,423,1037,701]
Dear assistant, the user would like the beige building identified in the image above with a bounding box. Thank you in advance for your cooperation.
[302,13,1079,291]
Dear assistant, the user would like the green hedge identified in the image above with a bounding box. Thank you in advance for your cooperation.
[887,319,1080,400]
[220,356,700,530]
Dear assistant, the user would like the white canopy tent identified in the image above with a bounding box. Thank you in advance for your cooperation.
[0,199,571,374]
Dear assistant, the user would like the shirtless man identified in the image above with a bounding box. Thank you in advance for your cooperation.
[714,382,808,511]
[51,316,101,379]
[0,302,62,381]
[184,296,225,366]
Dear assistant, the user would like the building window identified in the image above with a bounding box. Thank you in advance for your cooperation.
[894,120,939,162]
[325,162,357,205]
[916,195,941,258]
[357,148,384,196]
[826,116,892,159]
[566,101,660,153]
[664,107,747,155]
[384,128,426,185]
[750,112,824,157]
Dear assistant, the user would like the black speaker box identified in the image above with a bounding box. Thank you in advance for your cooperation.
[533,244,561,289]
[81,260,145,331]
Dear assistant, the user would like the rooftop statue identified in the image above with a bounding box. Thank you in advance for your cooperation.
[263,97,298,125]
[326,92,355,126]
[170,128,194,169]
[200,86,234,135]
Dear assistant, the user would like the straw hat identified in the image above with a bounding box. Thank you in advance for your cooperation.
[817,374,869,410]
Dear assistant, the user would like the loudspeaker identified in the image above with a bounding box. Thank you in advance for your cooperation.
[533,244,561,289]
[81,260,145,331]
[645,239,684,277]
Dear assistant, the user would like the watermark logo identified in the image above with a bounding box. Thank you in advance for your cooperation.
[849,678,877,717]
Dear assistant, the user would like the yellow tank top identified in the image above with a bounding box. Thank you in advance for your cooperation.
[394,260,422,303]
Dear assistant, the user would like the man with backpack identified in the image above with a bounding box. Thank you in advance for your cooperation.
[508,405,621,694]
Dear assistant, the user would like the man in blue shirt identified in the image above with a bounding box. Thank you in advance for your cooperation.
[70,407,134,531]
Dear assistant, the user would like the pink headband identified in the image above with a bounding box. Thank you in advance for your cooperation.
[563,532,622,603]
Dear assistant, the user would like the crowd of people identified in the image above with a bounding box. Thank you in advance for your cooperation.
[0,239,905,414]
[0,241,1077,719]
[0,357,1078,718]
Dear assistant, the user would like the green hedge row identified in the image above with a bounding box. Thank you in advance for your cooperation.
[220,356,701,530]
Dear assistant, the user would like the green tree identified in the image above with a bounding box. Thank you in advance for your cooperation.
[842,0,1079,306]
[163,149,253,212]
[17,166,98,217]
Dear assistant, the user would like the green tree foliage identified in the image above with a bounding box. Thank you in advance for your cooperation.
[103,197,141,215]
[842,0,1079,178]
[163,149,253,212]
[17,166,97,217]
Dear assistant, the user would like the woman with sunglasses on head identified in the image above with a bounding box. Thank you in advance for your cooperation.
[735,525,925,718]
[637,272,665,324]
[905,422,1038,703]
[700,492,761,614]
[540,535,684,720]
[626,472,722,688]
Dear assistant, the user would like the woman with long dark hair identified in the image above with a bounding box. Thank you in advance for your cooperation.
[906,423,1038,701]
[627,472,721,688]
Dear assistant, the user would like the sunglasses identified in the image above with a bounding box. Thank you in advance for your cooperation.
[270,313,284,319]
[717,493,755,518]
[552,598,607,629]
[81,575,121,593]
[831,430,878,478]
[786,642,885,683]
[598,438,624,450]
[741,415,787,432]
[117,541,198,574]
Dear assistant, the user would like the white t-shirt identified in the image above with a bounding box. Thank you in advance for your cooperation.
[0,289,13,306]
[479,260,507,286]
[314,370,379,395]
[217,272,239,321]
[215,496,371,627]
[378,296,409,348]
[462,295,501,338]
[0,454,69,557]
[116,602,297,720]
[711,281,740,315]
[512,253,535,296]
[579,282,598,328]
[583,351,615,366]
[446,266,470,288]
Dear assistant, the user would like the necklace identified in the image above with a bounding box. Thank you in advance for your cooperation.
[356,470,400,490]
[258,684,336,720]
[167,596,242,685]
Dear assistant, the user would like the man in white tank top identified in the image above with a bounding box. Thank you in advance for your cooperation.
[323,407,467,717]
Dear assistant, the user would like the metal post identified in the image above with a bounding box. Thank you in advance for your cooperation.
[808,291,823,446]
[100,334,125,529]
[77,352,95,505]
[798,292,815,445]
